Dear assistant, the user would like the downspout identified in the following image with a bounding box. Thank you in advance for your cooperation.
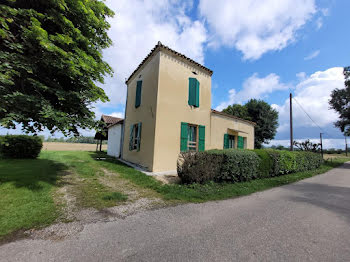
[120,82,129,159]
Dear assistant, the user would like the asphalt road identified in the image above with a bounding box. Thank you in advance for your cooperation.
[1,162,350,262]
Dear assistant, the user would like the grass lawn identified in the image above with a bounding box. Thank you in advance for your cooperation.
[0,151,349,241]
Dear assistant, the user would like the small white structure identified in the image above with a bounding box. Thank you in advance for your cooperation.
[107,120,124,158]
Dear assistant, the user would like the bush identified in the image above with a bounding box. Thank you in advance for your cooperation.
[177,149,323,184]
[177,152,222,184]
[266,150,323,176]
[0,135,43,159]
[178,149,260,184]
[252,149,274,178]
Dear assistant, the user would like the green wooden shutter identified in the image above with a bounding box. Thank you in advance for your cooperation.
[135,81,142,108]
[129,124,134,151]
[180,122,188,151]
[238,136,244,149]
[198,125,205,151]
[188,78,196,106]
[223,134,229,149]
[137,122,142,151]
[195,80,200,107]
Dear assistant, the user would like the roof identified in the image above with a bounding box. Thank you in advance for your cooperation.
[126,41,213,84]
[94,115,124,140]
[108,119,124,128]
[101,115,123,125]
[211,109,256,126]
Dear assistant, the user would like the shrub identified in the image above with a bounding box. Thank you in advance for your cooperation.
[266,150,323,176]
[177,149,260,184]
[177,152,222,184]
[252,149,274,178]
[0,135,43,159]
[177,149,323,184]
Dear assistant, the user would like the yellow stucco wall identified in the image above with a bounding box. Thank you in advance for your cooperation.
[209,113,255,150]
[122,48,255,172]
[152,51,212,172]
[122,53,160,170]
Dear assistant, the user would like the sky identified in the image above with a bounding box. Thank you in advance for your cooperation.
[1,0,349,149]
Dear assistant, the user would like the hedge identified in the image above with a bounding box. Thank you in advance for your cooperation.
[178,149,260,184]
[0,135,43,159]
[177,149,323,184]
[265,150,323,176]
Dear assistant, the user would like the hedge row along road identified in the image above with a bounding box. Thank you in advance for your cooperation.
[1,160,350,261]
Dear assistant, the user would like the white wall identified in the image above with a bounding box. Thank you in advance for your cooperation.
[107,124,122,158]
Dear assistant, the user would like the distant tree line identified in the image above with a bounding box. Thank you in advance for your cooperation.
[43,136,106,144]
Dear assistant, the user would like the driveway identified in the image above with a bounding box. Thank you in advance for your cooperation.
[1,162,350,262]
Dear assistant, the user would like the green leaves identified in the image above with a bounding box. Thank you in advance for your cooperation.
[0,0,114,135]
[329,67,350,136]
[222,99,279,148]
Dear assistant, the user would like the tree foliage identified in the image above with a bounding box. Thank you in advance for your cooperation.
[0,0,114,135]
[293,139,320,153]
[329,67,350,136]
[222,99,279,148]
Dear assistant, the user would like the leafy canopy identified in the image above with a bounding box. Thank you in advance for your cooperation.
[0,0,114,135]
[222,99,279,148]
[329,67,350,136]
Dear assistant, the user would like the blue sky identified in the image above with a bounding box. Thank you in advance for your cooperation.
[1,0,349,148]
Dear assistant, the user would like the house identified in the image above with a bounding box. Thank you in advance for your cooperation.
[95,115,123,154]
[115,41,255,173]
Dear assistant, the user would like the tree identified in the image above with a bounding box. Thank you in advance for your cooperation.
[329,67,350,136]
[293,139,320,152]
[222,104,250,120]
[222,99,279,148]
[0,0,114,136]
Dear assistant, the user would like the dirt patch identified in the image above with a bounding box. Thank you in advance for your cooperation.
[153,174,181,184]
[26,167,166,241]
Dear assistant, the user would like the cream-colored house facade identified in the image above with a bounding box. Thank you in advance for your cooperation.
[121,42,255,173]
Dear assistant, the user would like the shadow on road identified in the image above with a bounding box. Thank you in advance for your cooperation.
[286,163,350,224]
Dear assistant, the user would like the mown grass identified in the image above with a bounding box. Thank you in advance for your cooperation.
[0,158,64,239]
[41,151,128,209]
[0,151,348,241]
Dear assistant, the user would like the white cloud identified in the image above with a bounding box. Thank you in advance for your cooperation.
[304,50,320,60]
[199,0,317,60]
[216,73,289,110]
[268,139,346,149]
[110,112,124,118]
[275,67,345,132]
[99,0,207,111]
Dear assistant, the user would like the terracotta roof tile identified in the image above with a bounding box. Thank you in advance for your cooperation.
[126,41,213,84]
[101,115,123,125]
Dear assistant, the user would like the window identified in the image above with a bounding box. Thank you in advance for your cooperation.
[188,78,199,107]
[129,123,142,151]
[135,81,142,108]
[224,134,235,149]
[237,136,245,149]
[180,122,205,152]
[188,125,197,151]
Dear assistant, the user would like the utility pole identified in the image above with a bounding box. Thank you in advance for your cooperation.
[345,136,348,157]
[290,93,293,151]
[320,133,324,159]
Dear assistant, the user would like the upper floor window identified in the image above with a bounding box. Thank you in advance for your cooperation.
[135,80,142,108]
[188,78,199,107]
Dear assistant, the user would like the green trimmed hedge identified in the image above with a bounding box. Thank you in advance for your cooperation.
[178,149,260,184]
[0,135,43,159]
[177,149,323,184]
